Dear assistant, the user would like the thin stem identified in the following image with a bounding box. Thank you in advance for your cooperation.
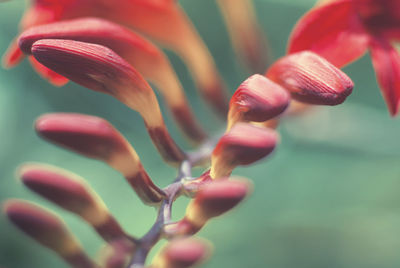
[126,136,219,267]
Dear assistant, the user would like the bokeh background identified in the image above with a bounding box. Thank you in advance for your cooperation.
[1,0,400,267]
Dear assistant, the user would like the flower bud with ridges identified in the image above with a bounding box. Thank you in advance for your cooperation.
[266,51,354,105]
[227,74,290,130]
[35,113,166,204]
[4,200,98,268]
[211,123,278,179]
[31,40,186,165]
[18,18,206,142]
[19,164,129,242]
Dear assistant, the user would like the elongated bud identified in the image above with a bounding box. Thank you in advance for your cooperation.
[31,40,186,165]
[35,113,166,205]
[19,164,128,241]
[4,200,97,268]
[211,123,278,179]
[266,51,353,105]
[165,179,250,236]
[227,74,290,130]
[18,18,207,142]
[152,238,212,268]
[217,0,269,73]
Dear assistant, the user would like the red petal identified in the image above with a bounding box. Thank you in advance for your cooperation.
[369,37,400,116]
[29,57,69,86]
[288,0,370,67]
[2,39,25,68]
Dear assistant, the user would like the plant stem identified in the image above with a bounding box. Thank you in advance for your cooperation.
[127,138,217,267]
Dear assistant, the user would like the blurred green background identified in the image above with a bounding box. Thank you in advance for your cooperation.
[1,0,400,267]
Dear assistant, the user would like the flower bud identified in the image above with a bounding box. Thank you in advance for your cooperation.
[19,164,127,242]
[211,123,278,178]
[152,238,212,268]
[35,113,166,205]
[228,74,290,130]
[32,40,186,165]
[4,200,97,268]
[165,179,251,236]
[266,51,353,105]
[18,17,207,142]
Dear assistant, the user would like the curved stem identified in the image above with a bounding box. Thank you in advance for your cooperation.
[126,138,218,267]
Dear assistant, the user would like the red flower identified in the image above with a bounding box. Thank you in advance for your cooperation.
[288,0,400,116]
[3,0,228,114]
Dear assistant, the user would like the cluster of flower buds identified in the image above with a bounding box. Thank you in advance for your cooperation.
[288,0,400,116]
[2,0,359,267]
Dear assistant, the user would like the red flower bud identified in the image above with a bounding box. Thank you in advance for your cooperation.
[18,17,207,142]
[211,123,278,178]
[166,179,251,236]
[19,164,128,242]
[4,200,97,268]
[228,74,290,130]
[266,51,353,105]
[35,113,166,205]
[153,238,212,268]
[32,39,185,165]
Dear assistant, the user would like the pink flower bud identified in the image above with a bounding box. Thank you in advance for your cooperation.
[32,40,186,165]
[19,164,127,242]
[266,51,353,105]
[228,74,290,129]
[4,200,97,268]
[35,113,131,163]
[35,113,166,204]
[19,17,207,142]
[31,39,151,106]
[166,179,251,236]
[190,179,250,220]
[153,238,212,268]
[211,123,278,178]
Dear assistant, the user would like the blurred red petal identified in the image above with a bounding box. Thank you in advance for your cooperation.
[2,39,25,68]
[369,37,400,116]
[29,57,69,86]
[288,0,369,67]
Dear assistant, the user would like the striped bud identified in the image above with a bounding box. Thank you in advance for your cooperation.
[227,74,290,130]
[152,238,212,268]
[19,164,128,241]
[31,40,185,165]
[266,51,353,105]
[18,18,206,142]
[211,123,278,179]
[165,179,250,236]
[35,113,166,205]
[4,200,97,268]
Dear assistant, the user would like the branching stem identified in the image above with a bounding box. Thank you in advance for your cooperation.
[127,138,217,267]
